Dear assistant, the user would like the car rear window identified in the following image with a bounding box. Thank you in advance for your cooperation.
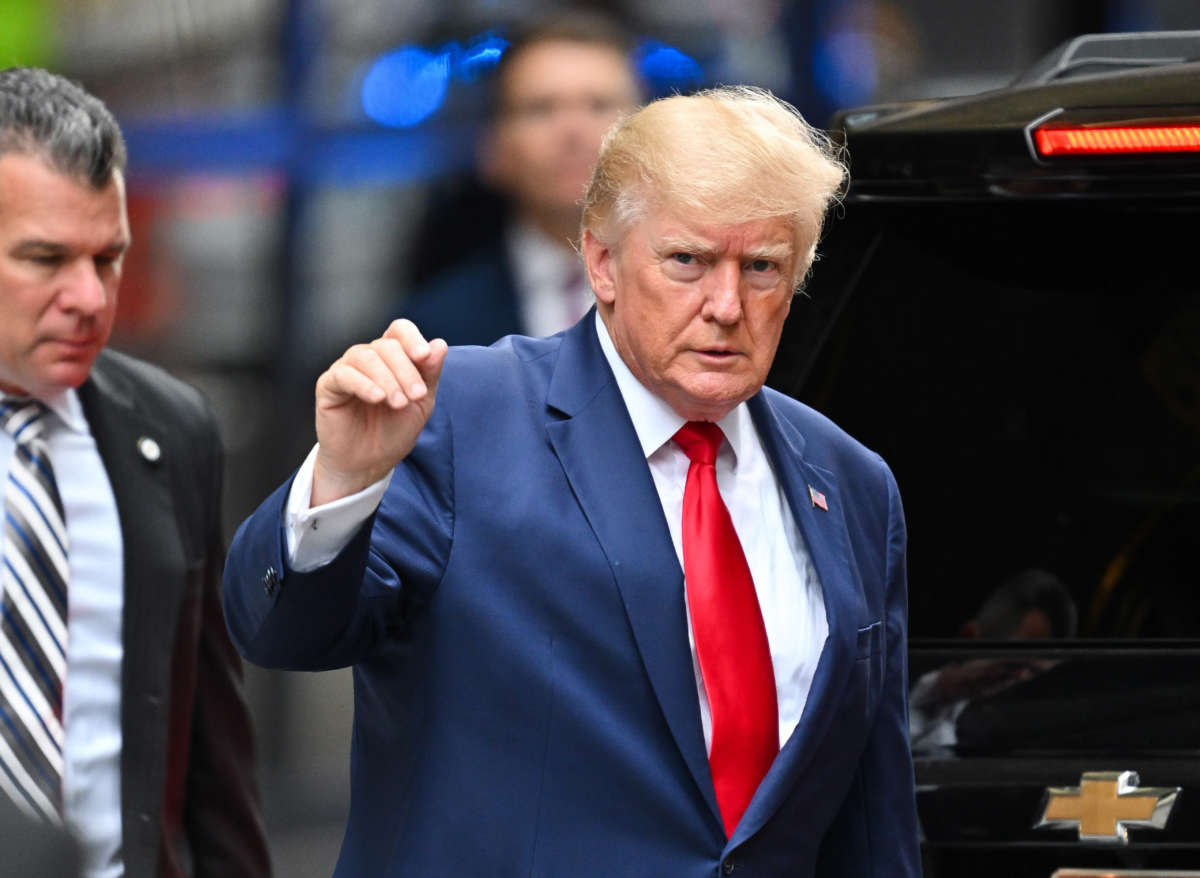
[780,200,1200,640]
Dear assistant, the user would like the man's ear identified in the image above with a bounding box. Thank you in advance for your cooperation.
[582,228,617,306]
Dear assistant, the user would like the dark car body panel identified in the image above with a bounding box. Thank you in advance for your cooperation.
[773,36,1200,877]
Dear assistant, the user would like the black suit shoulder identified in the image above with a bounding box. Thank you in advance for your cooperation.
[89,348,222,471]
[84,348,225,562]
[91,348,216,429]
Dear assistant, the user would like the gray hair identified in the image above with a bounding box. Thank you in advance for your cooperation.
[0,66,126,188]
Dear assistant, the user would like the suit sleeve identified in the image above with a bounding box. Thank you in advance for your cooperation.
[815,458,921,877]
[222,395,455,672]
[184,409,272,878]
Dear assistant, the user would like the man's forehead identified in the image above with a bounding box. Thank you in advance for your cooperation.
[638,207,797,253]
[0,150,126,197]
[0,152,129,244]
[500,40,636,101]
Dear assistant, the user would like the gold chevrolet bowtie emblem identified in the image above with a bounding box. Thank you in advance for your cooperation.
[1035,771,1180,844]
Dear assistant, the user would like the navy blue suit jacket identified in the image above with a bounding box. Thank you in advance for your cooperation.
[223,313,920,877]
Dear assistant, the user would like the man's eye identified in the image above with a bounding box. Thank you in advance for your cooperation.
[748,259,775,273]
[672,253,695,265]
[514,99,554,121]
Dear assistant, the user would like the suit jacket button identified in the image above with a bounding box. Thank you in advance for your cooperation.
[722,859,736,875]
[262,566,279,595]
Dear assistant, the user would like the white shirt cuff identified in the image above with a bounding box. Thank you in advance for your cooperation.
[284,444,392,572]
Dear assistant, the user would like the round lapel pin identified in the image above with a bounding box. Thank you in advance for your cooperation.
[137,436,162,463]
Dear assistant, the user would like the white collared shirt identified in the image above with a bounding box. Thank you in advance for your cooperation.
[594,317,828,750]
[1,389,124,878]
[507,219,593,338]
[286,313,828,751]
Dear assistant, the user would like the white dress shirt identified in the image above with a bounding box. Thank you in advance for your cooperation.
[2,390,124,878]
[285,313,828,751]
[507,219,593,338]
[594,317,828,749]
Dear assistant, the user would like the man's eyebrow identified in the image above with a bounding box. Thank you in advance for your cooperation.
[10,239,70,256]
[655,236,795,263]
[744,241,795,262]
[655,236,718,258]
[10,237,130,257]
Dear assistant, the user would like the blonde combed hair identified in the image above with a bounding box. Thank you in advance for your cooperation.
[582,86,846,280]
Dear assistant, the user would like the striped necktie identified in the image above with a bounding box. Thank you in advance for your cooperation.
[0,398,68,823]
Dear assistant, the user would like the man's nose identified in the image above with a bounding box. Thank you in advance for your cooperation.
[555,104,596,145]
[702,261,743,324]
[559,100,614,145]
[59,258,109,315]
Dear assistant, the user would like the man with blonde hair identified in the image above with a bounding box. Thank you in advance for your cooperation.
[225,86,920,876]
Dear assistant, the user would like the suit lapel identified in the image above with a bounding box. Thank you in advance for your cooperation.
[541,321,866,840]
[78,353,188,877]
[731,393,863,845]
[543,315,721,827]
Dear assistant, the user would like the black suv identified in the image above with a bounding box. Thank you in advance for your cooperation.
[773,32,1200,878]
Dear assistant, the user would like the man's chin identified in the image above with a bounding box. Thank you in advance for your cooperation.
[669,382,760,422]
[23,360,99,397]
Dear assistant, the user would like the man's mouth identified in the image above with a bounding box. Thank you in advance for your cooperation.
[50,336,100,352]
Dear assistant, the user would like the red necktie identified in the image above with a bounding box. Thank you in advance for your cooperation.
[674,421,779,838]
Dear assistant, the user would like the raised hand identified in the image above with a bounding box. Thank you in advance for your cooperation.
[310,319,448,506]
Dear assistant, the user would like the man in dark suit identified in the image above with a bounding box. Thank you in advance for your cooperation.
[401,13,642,345]
[225,87,919,876]
[0,68,269,877]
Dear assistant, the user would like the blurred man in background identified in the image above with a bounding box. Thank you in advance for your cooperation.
[401,12,643,345]
[0,67,269,878]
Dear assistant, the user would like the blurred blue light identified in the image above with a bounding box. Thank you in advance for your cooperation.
[362,46,450,128]
[455,34,509,81]
[634,41,704,92]
[812,31,877,107]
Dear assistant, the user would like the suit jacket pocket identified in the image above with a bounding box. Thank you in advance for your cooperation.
[855,620,882,659]
[855,620,885,714]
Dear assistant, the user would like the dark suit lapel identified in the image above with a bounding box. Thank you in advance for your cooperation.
[78,352,189,878]
[543,314,721,827]
[732,393,862,845]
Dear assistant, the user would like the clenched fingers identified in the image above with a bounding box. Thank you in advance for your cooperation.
[383,319,447,397]
[318,321,447,410]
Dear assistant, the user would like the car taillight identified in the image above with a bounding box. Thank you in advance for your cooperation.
[1034,124,1200,156]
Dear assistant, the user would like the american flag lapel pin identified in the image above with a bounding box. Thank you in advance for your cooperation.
[808,485,828,511]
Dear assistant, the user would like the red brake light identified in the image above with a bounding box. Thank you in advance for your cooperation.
[1034,124,1200,156]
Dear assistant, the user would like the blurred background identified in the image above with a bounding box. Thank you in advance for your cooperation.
[3,0,1197,873]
